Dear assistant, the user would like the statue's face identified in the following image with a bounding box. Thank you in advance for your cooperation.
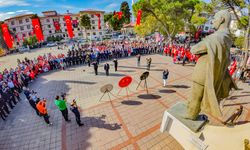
[212,13,223,30]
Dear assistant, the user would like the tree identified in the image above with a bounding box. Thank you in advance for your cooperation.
[120,1,131,24]
[109,13,125,31]
[132,0,203,40]
[27,36,38,46]
[235,36,245,48]
[80,14,91,30]
[23,38,29,46]
[104,13,113,23]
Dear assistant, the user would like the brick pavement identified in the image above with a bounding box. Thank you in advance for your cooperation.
[0,54,249,150]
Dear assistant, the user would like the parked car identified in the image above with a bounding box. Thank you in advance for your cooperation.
[46,42,58,47]
[18,46,30,53]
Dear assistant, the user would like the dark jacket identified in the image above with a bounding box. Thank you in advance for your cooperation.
[163,71,169,79]
[104,63,110,71]
[70,106,80,117]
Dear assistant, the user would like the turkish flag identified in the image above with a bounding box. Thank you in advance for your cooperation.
[114,12,122,20]
[1,23,13,49]
[32,18,44,42]
[95,14,101,30]
[54,21,60,31]
[64,15,74,38]
[136,10,142,26]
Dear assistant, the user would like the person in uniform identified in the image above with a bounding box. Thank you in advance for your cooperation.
[113,59,118,72]
[104,63,110,76]
[92,61,98,75]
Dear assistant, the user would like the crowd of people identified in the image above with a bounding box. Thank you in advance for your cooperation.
[0,40,166,123]
[0,39,248,125]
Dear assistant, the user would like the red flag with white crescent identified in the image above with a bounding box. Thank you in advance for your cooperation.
[64,15,74,38]
[32,18,44,42]
[1,23,13,49]
[114,12,122,20]
[95,14,101,30]
[136,10,142,26]
[53,21,60,31]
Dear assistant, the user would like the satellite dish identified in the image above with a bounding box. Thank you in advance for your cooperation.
[140,71,149,80]
[100,84,113,93]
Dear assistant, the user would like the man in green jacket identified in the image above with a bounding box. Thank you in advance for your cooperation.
[55,95,71,122]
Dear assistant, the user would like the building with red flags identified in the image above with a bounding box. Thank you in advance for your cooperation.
[2,9,106,49]
[79,9,105,40]
[4,14,34,47]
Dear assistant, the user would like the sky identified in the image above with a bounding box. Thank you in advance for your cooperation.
[0,0,133,20]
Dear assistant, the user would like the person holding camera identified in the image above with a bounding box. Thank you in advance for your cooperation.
[70,99,84,126]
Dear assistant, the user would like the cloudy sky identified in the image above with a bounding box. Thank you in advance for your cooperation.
[0,0,132,20]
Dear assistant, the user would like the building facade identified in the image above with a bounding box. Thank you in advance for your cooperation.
[3,9,106,48]
[4,14,34,47]
[79,10,106,40]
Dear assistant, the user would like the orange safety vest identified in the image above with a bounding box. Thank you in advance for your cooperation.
[36,101,47,115]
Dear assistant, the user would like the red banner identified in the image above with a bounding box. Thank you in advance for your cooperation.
[32,18,44,42]
[1,23,13,49]
[64,15,74,38]
[53,21,60,31]
[136,10,142,26]
[95,14,101,30]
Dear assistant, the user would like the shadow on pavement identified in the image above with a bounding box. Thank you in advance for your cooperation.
[137,94,161,100]
[159,89,176,93]
[121,100,143,106]
[166,85,190,89]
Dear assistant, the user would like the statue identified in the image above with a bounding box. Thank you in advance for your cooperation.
[186,10,237,120]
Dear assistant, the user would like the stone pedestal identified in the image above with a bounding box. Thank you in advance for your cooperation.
[160,102,208,150]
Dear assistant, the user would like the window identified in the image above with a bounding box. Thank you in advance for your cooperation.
[63,34,66,37]
[64,23,66,26]
[27,25,30,29]
[205,26,209,31]
[12,28,16,32]
[92,20,95,24]
[65,29,67,32]
[19,20,23,24]
[93,32,96,35]
[78,33,82,36]
[49,30,52,34]
[78,28,81,31]
[99,32,102,35]
[11,21,15,25]
[25,18,29,22]
[48,25,51,28]
[91,15,94,18]
[20,26,24,30]
[92,26,95,30]
[46,19,50,23]
[16,42,19,45]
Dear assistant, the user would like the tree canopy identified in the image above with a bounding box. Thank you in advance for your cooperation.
[80,14,91,30]
[132,0,205,38]
[120,1,131,24]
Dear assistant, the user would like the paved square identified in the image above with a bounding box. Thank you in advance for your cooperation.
[0,54,249,150]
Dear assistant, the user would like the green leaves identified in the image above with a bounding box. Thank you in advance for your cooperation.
[120,1,131,24]
[80,14,91,30]
[132,0,203,37]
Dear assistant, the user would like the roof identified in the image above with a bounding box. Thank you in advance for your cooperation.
[80,9,105,13]
[5,14,34,21]
[42,10,57,13]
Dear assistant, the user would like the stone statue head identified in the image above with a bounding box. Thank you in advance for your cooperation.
[212,10,231,30]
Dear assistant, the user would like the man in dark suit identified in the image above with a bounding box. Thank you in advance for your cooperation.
[104,63,110,76]
[92,61,98,75]
[113,59,118,72]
